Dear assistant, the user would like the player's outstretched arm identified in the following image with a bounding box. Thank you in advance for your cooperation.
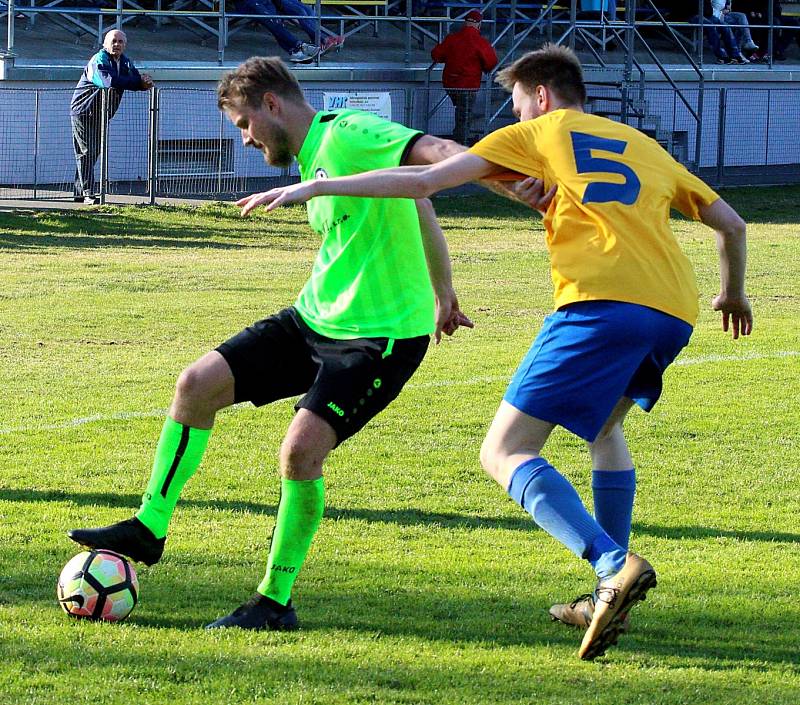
[404,134,466,165]
[406,134,556,212]
[699,198,753,339]
[236,152,500,215]
[415,198,474,343]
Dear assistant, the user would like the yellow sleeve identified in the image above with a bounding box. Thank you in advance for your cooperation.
[468,122,544,180]
[671,164,719,220]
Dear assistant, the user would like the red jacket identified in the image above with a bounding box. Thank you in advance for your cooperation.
[431,26,498,89]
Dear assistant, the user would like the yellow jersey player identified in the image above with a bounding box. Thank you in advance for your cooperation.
[245,44,753,660]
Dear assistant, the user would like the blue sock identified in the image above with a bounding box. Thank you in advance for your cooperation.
[508,458,627,578]
[592,468,636,550]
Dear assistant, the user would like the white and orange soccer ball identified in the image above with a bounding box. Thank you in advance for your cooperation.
[57,550,139,622]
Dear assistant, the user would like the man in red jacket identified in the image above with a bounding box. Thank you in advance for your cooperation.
[431,10,498,144]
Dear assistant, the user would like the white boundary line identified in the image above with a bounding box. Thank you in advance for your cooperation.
[1,350,797,436]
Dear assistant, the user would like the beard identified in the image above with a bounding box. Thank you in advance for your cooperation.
[261,123,293,168]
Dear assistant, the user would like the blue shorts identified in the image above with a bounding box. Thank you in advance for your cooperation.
[503,301,693,442]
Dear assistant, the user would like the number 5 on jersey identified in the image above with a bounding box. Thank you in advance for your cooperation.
[570,131,641,206]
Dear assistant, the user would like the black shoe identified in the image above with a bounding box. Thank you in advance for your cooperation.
[67,516,165,566]
[205,594,299,631]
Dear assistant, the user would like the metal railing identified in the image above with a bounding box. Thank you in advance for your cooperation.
[0,83,798,204]
[2,0,797,67]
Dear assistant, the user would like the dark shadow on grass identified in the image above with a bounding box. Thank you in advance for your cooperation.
[131,584,570,650]
[4,488,800,545]
[432,186,800,225]
[0,210,312,251]
[0,232,248,251]
[631,522,800,544]
[6,557,800,670]
[0,487,531,532]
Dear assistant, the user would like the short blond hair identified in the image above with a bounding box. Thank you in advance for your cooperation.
[217,56,305,110]
[496,44,586,106]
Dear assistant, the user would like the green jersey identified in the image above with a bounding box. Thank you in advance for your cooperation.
[294,109,435,340]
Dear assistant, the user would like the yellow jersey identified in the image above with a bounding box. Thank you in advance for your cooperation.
[469,109,720,325]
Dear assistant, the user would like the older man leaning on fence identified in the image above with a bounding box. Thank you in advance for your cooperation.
[70,29,153,205]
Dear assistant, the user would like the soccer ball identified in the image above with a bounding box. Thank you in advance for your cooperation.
[57,550,139,622]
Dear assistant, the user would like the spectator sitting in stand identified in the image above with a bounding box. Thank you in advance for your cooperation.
[713,1,760,54]
[235,0,343,63]
[689,0,751,63]
[740,0,800,60]
[431,10,498,145]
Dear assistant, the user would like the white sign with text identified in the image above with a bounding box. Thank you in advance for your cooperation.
[322,92,392,121]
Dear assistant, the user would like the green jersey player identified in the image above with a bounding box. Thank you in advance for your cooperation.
[68,56,472,630]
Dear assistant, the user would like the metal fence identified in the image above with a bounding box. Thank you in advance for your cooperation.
[1,83,798,203]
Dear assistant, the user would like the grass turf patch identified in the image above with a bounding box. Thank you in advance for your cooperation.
[1,188,798,704]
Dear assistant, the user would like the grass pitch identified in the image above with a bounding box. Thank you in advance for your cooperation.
[1,188,798,705]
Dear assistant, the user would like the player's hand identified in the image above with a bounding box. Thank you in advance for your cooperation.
[434,287,474,344]
[712,292,753,339]
[236,182,315,216]
[512,177,556,213]
[140,74,154,88]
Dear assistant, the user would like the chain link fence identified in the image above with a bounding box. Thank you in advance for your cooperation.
[1,83,798,203]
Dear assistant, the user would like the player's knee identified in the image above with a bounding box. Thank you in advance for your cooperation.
[279,437,322,480]
[479,437,501,476]
[593,420,623,445]
[174,364,215,410]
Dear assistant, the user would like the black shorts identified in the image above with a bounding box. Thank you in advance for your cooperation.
[216,307,429,444]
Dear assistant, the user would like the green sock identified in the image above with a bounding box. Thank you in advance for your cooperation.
[135,417,211,539]
[257,477,325,606]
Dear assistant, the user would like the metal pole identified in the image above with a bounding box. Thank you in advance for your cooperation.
[621,82,629,125]
[638,70,646,130]
[697,0,703,66]
[764,88,771,167]
[315,0,322,50]
[218,0,225,65]
[33,91,40,199]
[7,0,15,57]
[510,0,517,54]
[482,82,492,135]
[624,0,634,85]
[148,86,158,205]
[217,104,225,197]
[694,83,704,174]
[423,73,431,134]
[569,0,576,51]
[404,0,411,67]
[100,90,109,205]
[7,0,14,52]
[716,87,726,187]
[116,0,122,30]
[767,0,773,68]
